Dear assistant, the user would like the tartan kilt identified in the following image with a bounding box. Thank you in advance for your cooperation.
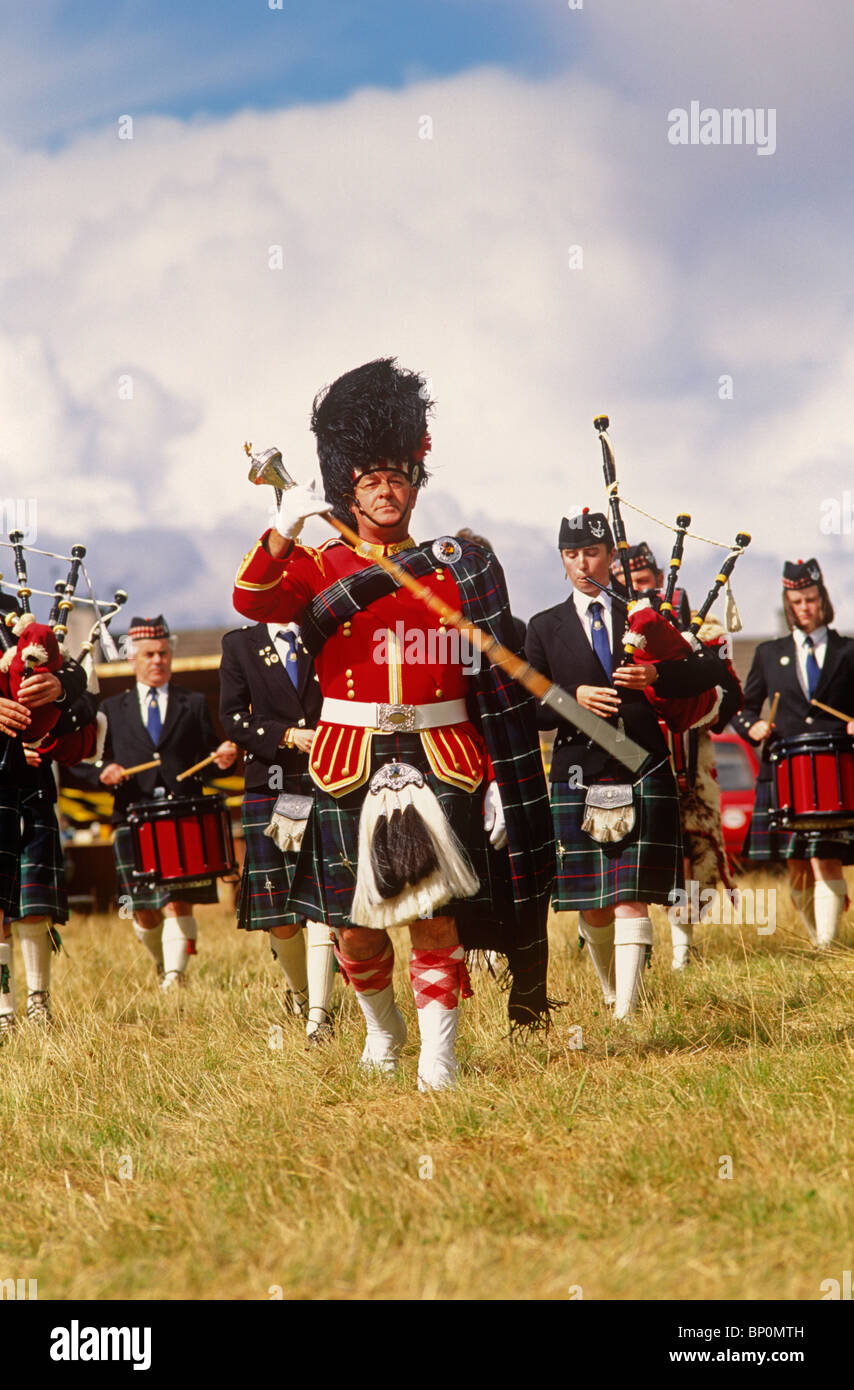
[286,732,507,934]
[112,823,220,912]
[238,779,312,931]
[15,786,68,922]
[743,778,854,864]
[0,784,21,919]
[551,758,684,910]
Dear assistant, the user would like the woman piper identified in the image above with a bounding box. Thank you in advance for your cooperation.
[733,558,854,947]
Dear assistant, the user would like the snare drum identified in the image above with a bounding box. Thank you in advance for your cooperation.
[768,731,854,831]
[127,792,236,888]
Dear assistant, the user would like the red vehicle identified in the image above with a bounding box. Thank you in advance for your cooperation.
[711,728,759,865]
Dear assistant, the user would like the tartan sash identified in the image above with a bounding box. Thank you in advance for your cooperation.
[299,542,438,656]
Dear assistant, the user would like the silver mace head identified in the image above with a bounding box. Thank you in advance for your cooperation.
[244,442,297,498]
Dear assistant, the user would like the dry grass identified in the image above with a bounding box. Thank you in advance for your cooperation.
[1,869,853,1301]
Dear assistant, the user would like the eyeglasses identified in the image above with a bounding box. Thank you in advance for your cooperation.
[354,470,411,495]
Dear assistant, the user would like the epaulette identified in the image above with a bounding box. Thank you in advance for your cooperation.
[318,537,345,552]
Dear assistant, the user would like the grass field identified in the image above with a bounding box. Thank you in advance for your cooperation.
[2,870,853,1302]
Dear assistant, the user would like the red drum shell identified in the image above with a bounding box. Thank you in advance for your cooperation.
[127,793,236,887]
[769,732,854,828]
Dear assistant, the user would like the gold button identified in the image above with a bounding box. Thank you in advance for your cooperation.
[435,689,443,698]
[435,569,445,581]
[345,669,353,677]
[323,774,331,783]
[347,691,355,699]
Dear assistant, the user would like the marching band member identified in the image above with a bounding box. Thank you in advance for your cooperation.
[615,539,742,968]
[0,592,89,1034]
[88,616,237,988]
[233,358,553,1089]
[525,511,721,1018]
[734,559,854,947]
[219,620,336,1042]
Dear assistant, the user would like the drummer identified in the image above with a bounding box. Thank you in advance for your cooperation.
[734,560,854,947]
[89,616,237,988]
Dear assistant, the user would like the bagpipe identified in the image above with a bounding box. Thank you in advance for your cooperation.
[592,416,747,736]
[0,532,127,764]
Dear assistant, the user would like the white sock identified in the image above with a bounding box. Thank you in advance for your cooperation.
[270,930,308,1012]
[669,919,694,970]
[134,920,164,968]
[305,921,335,1034]
[578,912,616,1005]
[416,1002,459,1091]
[16,918,52,993]
[790,885,817,944]
[0,939,15,1017]
[162,915,198,976]
[335,940,406,1071]
[814,879,846,948]
[614,917,653,1020]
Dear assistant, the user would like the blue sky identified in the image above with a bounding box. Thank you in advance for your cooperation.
[4,1,569,147]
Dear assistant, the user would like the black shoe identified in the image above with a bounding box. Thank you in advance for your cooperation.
[305,1021,335,1049]
[26,991,52,1025]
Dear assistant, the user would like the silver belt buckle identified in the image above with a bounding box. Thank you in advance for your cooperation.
[376,702,417,733]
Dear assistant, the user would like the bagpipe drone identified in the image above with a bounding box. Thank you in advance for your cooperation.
[0,531,127,763]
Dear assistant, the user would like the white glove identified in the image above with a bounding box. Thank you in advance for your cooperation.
[274,481,331,539]
[483,780,507,849]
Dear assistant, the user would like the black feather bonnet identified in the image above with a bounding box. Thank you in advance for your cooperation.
[310,358,434,524]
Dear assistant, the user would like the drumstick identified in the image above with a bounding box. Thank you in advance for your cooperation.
[176,751,218,782]
[760,691,780,750]
[120,755,161,778]
[811,698,854,724]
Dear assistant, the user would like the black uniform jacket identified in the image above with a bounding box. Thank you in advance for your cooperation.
[77,684,221,822]
[731,630,854,783]
[219,624,322,793]
[526,590,725,782]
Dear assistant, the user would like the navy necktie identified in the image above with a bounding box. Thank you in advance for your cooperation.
[588,602,612,680]
[146,687,162,744]
[278,631,299,689]
[805,635,820,699]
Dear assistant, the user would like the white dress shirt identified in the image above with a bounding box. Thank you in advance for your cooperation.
[572,586,614,664]
[792,624,827,697]
[137,681,169,726]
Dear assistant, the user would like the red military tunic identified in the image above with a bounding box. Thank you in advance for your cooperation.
[233,532,488,797]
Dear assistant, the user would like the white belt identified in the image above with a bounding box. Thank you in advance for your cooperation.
[321,697,468,733]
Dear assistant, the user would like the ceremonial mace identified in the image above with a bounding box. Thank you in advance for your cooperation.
[244,446,649,773]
